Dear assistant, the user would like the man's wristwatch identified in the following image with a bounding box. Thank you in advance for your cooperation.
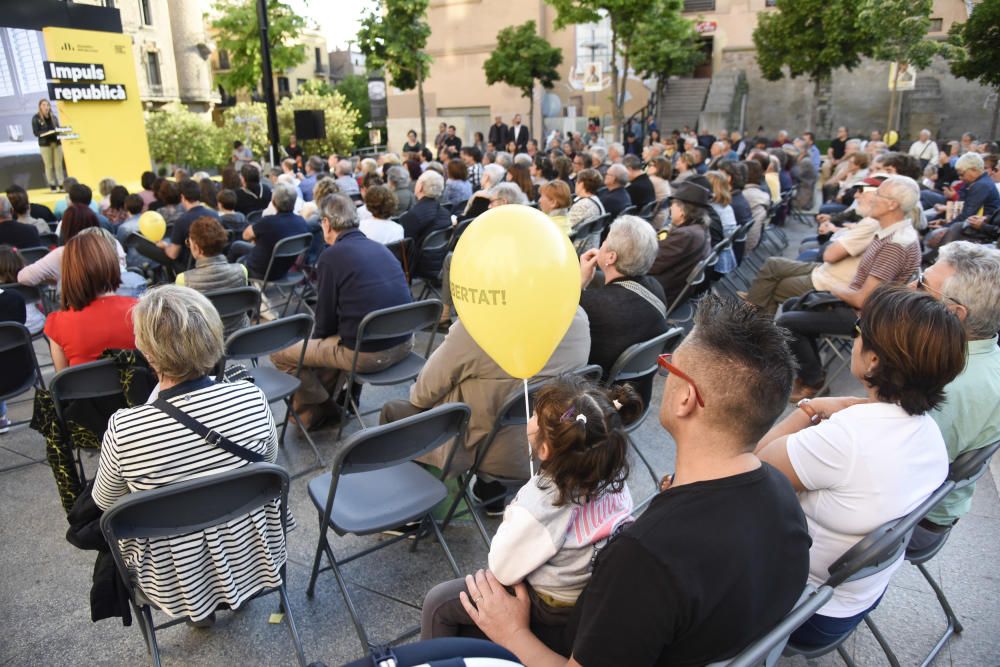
[797,398,823,425]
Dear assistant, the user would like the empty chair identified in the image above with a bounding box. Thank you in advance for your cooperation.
[100,463,305,667]
[306,403,471,653]
[204,286,260,337]
[249,232,311,318]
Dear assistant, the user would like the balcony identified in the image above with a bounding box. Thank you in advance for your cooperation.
[683,0,716,11]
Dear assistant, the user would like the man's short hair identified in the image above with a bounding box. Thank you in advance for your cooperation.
[68,183,93,206]
[494,151,513,169]
[318,193,359,230]
[879,175,920,212]
[955,152,984,173]
[271,182,298,213]
[513,153,532,169]
[387,165,410,188]
[241,164,261,185]
[141,171,156,190]
[0,195,11,220]
[124,194,145,215]
[306,155,324,174]
[461,146,482,163]
[418,170,445,199]
[491,182,528,206]
[717,160,747,190]
[621,154,642,171]
[188,216,229,256]
[217,189,237,211]
[938,242,1000,339]
[575,169,603,194]
[336,159,354,177]
[7,189,29,216]
[179,178,201,203]
[880,152,922,180]
[686,295,796,446]
[590,146,607,164]
[605,215,658,275]
[607,163,629,187]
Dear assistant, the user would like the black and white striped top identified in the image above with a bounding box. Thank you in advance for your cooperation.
[93,377,285,621]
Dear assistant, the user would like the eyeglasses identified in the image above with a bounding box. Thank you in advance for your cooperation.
[656,353,705,408]
[916,270,965,308]
[852,317,863,339]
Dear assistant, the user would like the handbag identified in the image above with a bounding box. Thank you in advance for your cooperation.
[153,392,263,463]
[784,289,848,313]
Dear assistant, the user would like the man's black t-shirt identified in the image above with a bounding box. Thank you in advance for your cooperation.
[830,138,847,161]
[235,183,273,215]
[565,464,811,667]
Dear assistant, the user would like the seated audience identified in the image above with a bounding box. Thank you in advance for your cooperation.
[234,164,272,215]
[506,164,534,201]
[359,184,404,244]
[758,286,965,646]
[579,215,668,403]
[0,195,41,248]
[463,164,506,219]
[568,169,605,229]
[6,184,55,225]
[299,155,324,202]
[299,177,340,222]
[778,176,922,401]
[454,296,810,665]
[623,155,656,212]
[0,244,44,334]
[7,188,49,235]
[443,159,473,207]
[741,159,772,250]
[334,159,360,195]
[705,170,738,274]
[176,217,250,338]
[907,242,1000,552]
[489,183,528,207]
[422,377,639,641]
[387,165,415,216]
[229,182,310,281]
[538,180,572,235]
[92,285,285,626]
[400,171,451,277]
[44,231,137,370]
[648,181,711,305]
[104,186,130,225]
[270,194,413,429]
[154,180,184,223]
[114,194,146,245]
[598,164,633,218]
[217,188,247,234]
[18,204,99,285]
[161,178,220,265]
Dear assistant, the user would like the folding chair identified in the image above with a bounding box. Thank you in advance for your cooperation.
[604,328,685,505]
[414,227,453,300]
[18,246,49,265]
[440,365,604,546]
[637,199,660,220]
[665,251,717,327]
[100,463,306,667]
[814,333,854,398]
[249,233,312,318]
[447,218,474,252]
[783,480,958,667]
[204,286,260,334]
[222,313,325,473]
[246,209,264,225]
[38,231,59,247]
[126,233,179,283]
[873,440,1000,667]
[0,323,45,467]
[385,237,413,283]
[708,586,835,667]
[336,300,444,440]
[305,403,472,654]
[50,358,156,483]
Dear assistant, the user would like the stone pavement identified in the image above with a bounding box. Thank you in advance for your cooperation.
[1,221,998,667]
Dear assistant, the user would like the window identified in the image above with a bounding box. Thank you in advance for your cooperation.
[683,0,715,11]
[928,18,943,32]
[765,0,778,6]
[218,49,230,70]
[296,78,307,90]
[277,76,290,96]
[146,51,162,88]
[138,0,153,25]
[314,47,323,71]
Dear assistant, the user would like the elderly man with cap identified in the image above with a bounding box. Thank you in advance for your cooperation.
[647,180,712,305]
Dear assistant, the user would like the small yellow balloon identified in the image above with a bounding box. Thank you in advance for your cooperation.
[885,130,899,147]
[450,205,581,379]
[138,210,166,242]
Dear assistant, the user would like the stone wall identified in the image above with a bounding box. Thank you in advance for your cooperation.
[718,49,997,142]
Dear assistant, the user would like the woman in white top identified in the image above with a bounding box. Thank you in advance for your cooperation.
[567,169,605,230]
[756,286,966,647]
[358,184,404,244]
[93,285,286,624]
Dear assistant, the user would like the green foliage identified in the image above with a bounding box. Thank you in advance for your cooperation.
[277,92,360,157]
[220,101,271,158]
[858,0,940,69]
[356,0,432,92]
[334,75,372,147]
[211,0,308,95]
[298,79,336,96]
[753,0,873,83]
[145,102,228,170]
[483,21,563,99]
[947,0,1000,90]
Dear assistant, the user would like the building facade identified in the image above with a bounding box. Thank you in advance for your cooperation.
[211,27,330,104]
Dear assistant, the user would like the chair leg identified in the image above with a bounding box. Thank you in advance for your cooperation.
[307,518,328,597]
[836,643,858,667]
[141,605,162,667]
[427,514,462,577]
[628,433,659,484]
[863,616,901,667]
[278,584,308,667]
[915,561,962,667]
[284,399,326,473]
[328,547,372,654]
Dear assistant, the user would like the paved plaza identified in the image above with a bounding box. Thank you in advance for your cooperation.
[1,223,998,667]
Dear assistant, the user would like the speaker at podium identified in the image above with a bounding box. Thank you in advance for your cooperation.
[293,110,326,141]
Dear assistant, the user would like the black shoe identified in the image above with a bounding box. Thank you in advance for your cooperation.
[472,478,507,516]
[49,185,57,192]
[335,382,363,415]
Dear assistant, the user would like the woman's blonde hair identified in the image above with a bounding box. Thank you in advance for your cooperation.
[706,170,732,206]
[133,285,224,380]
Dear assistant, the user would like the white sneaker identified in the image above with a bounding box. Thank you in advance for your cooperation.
[0,415,10,434]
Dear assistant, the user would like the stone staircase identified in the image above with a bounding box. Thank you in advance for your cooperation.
[656,78,711,133]
[698,69,748,134]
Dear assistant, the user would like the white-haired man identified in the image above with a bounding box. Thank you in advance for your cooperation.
[334,159,359,195]
[927,152,1000,248]
[598,164,632,217]
[778,175,923,401]
[399,170,451,276]
[908,129,939,168]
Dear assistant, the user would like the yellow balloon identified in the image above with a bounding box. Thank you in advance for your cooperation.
[450,205,581,379]
[138,210,166,242]
[885,130,899,147]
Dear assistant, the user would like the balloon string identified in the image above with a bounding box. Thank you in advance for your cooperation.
[524,378,534,478]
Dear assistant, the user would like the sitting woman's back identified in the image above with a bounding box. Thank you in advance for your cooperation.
[176,217,249,337]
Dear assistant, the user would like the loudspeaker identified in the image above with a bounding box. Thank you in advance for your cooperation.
[293,110,326,141]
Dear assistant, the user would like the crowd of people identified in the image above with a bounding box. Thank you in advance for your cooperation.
[0,116,998,667]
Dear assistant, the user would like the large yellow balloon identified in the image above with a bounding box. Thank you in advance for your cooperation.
[138,210,166,242]
[450,205,581,379]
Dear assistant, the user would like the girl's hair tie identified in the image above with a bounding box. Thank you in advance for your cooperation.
[575,413,587,425]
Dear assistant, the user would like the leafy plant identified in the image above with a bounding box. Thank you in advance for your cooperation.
[334,74,372,148]
[145,102,229,170]
[211,0,308,95]
[947,0,1000,139]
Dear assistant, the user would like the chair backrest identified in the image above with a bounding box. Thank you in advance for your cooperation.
[49,358,134,424]
[246,209,264,224]
[205,286,261,322]
[269,232,312,260]
[825,480,956,587]
[39,231,59,247]
[420,227,452,254]
[448,218,474,251]
[638,199,660,218]
[18,246,49,265]
[0,322,43,399]
[224,313,314,361]
[619,205,637,217]
[606,328,685,384]
[712,586,835,667]
[336,402,471,476]
[948,439,1000,489]
[126,232,174,267]
[733,219,755,243]
[666,252,716,316]
[0,282,42,306]
[357,300,443,345]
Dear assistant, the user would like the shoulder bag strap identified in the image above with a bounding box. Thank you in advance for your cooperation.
[153,397,264,462]
[615,280,667,319]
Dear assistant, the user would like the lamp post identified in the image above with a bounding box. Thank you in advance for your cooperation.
[256,0,281,166]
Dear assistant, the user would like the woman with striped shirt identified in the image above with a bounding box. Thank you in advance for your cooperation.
[93,285,286,624]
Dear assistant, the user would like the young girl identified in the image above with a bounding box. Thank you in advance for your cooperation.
[421,376,641,640]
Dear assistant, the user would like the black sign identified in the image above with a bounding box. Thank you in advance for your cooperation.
[48,82,127,102]
[44,60,106,82]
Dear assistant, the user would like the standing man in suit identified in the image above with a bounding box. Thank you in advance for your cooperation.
[508,114,529,153]
[488,116,508,151]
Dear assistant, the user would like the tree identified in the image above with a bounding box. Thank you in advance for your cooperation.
[334,75,372,148]
[145,103,229,170]
[211,0,308,95]
[858,0,941,136]
[483,22,563,139]
[545,0,700,136]
[753,0,874,132]
[357,0,432,143]
[947,0,1000,140]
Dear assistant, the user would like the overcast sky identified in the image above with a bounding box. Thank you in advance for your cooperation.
[287,0,367,50]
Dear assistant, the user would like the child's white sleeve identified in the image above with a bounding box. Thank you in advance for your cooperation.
[488,505,559,587]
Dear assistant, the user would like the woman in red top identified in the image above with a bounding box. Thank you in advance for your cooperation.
[44,230,137,371]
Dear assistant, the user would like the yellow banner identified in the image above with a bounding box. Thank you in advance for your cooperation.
[42,27,150,191]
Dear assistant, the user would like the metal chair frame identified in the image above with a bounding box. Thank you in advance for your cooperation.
[0,323,46,467]
[414,227,453,300]
[249,232,312,319]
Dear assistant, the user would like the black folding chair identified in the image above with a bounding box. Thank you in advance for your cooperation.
[100,463,306,667]
[17,246,49,265]
[336,300,445,439]
[0,323,45,467]
[665,251,717,327]
[385,237,413,284]
[38,231,59,247]
[246,209,264,225]
[306,403,472,654]
[447,218,474,252]
[414,227,452,300]
[637,199,661,221]
[250,233,312,319]
[126,233,179,283]
[204,286,260,335]
[222,313,324,474]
